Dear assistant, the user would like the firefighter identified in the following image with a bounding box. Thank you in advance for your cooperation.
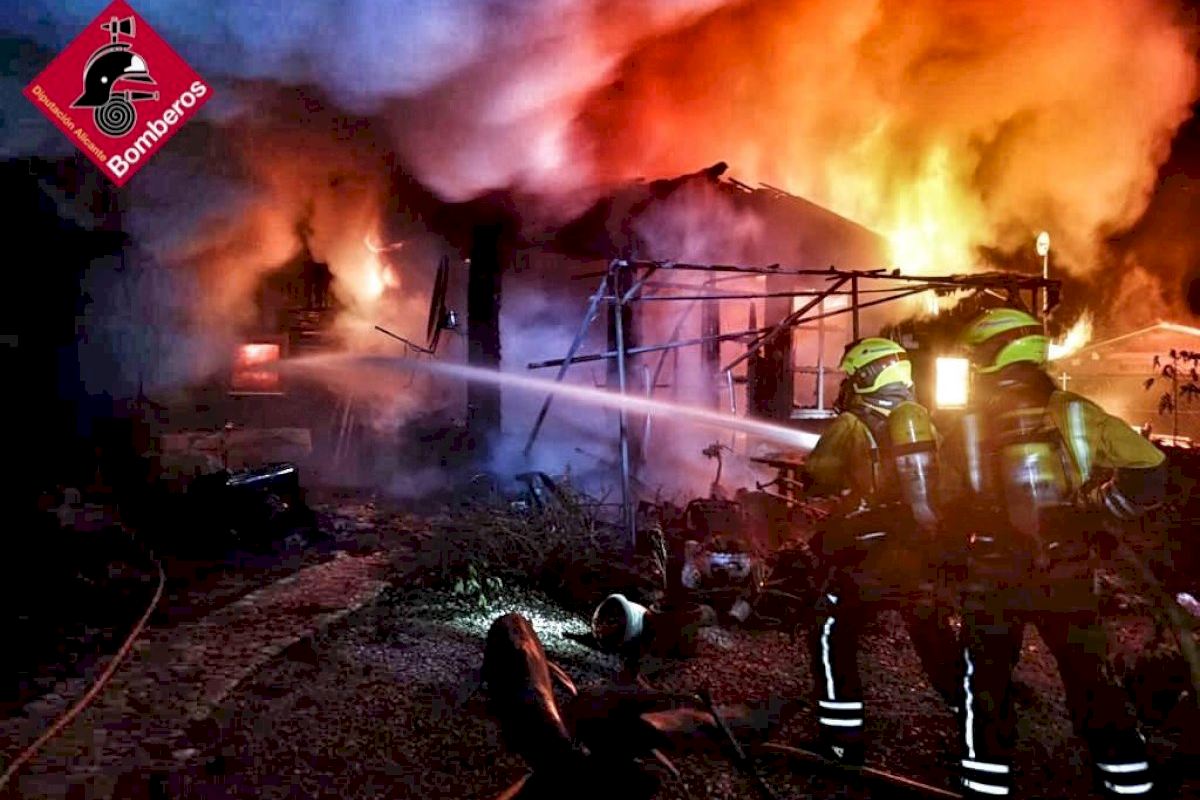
[948,307,1167,799]
[803,336,958,765]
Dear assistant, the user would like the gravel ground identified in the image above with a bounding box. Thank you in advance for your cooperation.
[19,491,1189,799]
[164,583,1198,800]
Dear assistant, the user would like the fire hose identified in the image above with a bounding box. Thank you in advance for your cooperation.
[0,546,166,792]
[755,742,963,800]
[694,687,960,800]
[695,686,781,800]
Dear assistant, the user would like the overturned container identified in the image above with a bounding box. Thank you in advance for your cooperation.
[591,593,649,652]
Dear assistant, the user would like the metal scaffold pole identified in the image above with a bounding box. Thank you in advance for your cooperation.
[851,275,861,340]
[612,261,637,558]
[522,269,611,457]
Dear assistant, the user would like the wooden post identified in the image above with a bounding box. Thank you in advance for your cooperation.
[467,223,504,459]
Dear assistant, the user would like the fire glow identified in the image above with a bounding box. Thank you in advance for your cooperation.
[582,0,1197,279]
[1049,313,1094,361]
[231,342,283,394]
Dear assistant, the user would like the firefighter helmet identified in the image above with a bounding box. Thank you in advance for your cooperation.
[960,308,1048,374]
[72,43,155,108]
[840,337,912,394]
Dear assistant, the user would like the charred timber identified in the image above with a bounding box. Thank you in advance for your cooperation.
[468,222,505,457]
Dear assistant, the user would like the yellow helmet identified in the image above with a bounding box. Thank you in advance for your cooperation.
[960,307,1048,374]
[839,337,912,394]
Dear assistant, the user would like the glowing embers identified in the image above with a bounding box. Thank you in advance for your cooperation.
[231,340,284,395]
[935,356,970,409]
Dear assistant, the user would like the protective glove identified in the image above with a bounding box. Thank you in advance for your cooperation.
[1077,477,1143,522]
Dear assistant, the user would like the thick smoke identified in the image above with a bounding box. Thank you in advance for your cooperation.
[9,1,1198,291]
[6,0,1200,497]
[9,1,1197,258]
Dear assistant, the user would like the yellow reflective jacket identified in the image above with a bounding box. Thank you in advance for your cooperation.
[942,388,1166,508]
[1045,390,1165,488]
[805,400,942,506]
[804,411,878,501]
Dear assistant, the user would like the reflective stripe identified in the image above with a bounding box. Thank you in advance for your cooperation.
[963,648,976,759]
[861,422,880,493]
[857,532,887,540]
[1067,401,1091,483]
[821,616,836,700]
[964,414,984,493]
[1103,782,1153,795]
[963,759,1010,774]
[820,700,863,710]
[1098,762,1150,774]
[826,593,839,605]
[819,717,863,727]
[963,779,1009,796]
[1104,485,1139,518]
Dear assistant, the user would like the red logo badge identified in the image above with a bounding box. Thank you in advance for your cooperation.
[22,0,213,186]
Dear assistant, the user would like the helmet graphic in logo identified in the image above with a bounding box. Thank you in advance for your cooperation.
[71,15,158,137]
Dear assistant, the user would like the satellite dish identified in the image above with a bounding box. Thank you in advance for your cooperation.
[425,255,454,353]
[1036,231,1050,257]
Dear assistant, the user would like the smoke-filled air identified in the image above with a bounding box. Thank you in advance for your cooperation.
[6,0,1200,492]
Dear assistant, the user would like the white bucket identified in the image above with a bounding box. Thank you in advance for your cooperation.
[591,593,648,651]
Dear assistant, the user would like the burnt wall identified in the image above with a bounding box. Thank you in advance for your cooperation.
[467,222,506,458]
[3,156,129,510]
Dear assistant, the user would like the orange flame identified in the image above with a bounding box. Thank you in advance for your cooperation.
[580,0,1197,277]
[1048,312,1094,361]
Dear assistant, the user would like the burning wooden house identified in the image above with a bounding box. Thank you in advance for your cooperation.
[469,161,892,488]
[1057,321,1200,444]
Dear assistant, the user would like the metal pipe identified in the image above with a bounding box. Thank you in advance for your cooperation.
[629,286,928,301]
[523,270,611,456]
[528,326,771,369]
[852,275,861,340]
[817,296,826,410]
[527,287,928,370]
[650,298,701,397]
[642,364,653,447]
[726,368,737,450]
[620,266,657,304]
[612,267,636,558]
[701,278,721,409]
[374,324,433,354]
[1042,251,1050,317]
[723,276,850,374]
[573,260,1063,289]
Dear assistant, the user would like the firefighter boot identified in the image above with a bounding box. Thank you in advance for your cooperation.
[817,717,865,766]
[812,585,866,766]
[1092,736,1155,799]
[959,756,1013,798]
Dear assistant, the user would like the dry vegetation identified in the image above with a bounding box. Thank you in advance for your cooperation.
[390,485,660,615]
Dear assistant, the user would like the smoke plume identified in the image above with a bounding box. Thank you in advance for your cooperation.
[5,0,1200,496]
[9,0,1198,297]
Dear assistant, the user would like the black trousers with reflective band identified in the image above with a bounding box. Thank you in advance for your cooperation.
[958,596,1152,798]
[810,566,959,746]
